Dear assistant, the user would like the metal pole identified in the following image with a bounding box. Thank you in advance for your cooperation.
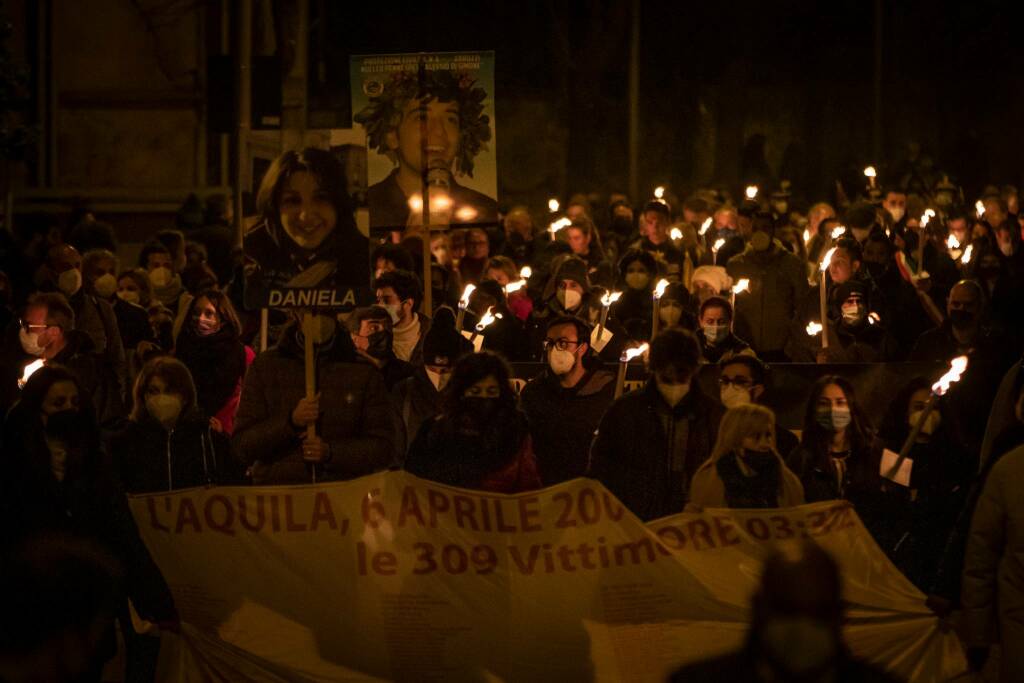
[235,0,253,246]
[627,0,640,202]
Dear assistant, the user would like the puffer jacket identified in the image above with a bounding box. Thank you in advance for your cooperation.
[232,323,397,484]
[726,241,809,356]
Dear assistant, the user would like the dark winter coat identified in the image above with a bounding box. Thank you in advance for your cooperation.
[232,323,397,485]
[726,242,809,356]
[174,325,247,420]
[391,370,444,457]
[520,362,616,485]
[589,381,724,521]
[51,330,126,429]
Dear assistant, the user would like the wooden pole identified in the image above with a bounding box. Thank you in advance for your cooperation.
[259,308,268,351]
[302,312,317,483]
[818,270,830,349]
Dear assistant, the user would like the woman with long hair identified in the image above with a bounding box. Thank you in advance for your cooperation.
[174,288,253,434]
[108,356,239,493]
[405,351,540,493]
[689,404,804,510]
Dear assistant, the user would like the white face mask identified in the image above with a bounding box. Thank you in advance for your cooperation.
[19,328,46,356]
[382,302,403,324]
[57,268,82,297]
[146,393,183,427]
[557,288,582,311]
[93,273,117,299]
[548,347,577,375]
[660,304,683,327]
[702,323,729,344]
[759,617,838,676]
[657,380,691,407]
[117,289,141,305]
[149,266,173,288]
[850,226,870,242]
[625,272,649,290]
[909,409,941,436]
[816,406,852,431]
[425,368,450,392]
[841,303,865,325]
[720,384,752,409]
[887,206,905,223]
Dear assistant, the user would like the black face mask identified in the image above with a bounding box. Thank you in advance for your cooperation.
[863,261,888,280]
[978,265,1001,280]
[610,216,633,236]
[461,396,500,421]
[742,449,774,473]
[949,309,976,330]
[45,409,85,441]
[365,330,392,360]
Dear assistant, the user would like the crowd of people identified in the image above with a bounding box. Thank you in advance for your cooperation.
[1,147,1023,681]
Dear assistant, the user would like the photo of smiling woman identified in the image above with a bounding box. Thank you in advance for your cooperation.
[243,147,370,306]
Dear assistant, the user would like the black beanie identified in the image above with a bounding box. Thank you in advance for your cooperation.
[555,257,590,290]
[422,307,469,366]
[844,202,877,231]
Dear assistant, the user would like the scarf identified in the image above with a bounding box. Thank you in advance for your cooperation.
[392,315,421,362]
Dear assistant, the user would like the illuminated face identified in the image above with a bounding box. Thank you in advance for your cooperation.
[741,421,774,453]
[817,383,849,411]
[828,248,857,284]
[146,252,174,272]
[465,229,489,260]
[700,305,730,328]
[464,374,500,398]
[358,319,387,336]
[41,380,79,422]
[386,97,460,175]
[485,268,510,287]
[566,204,587,221]
[86,256,116,282]
[907,388,931,422]
[193,296,220,328]
[279,171,337,251]
[947,284,980,316]
[883,193,906,216]
[641,210,668,241]
[566,227,590,255]
[118,277,142,301]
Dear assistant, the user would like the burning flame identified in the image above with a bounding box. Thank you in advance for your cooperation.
[731,278,750,294]
[863,166,877,178]
[459,283,476,309]
[821,246,838,270]
[976,200,986,217]
[520,266,532,279]
[475,307,503,332]
[924,208,936,219]
[831,226,846,240]
[921,213,931,228]
[601,290,623,307]
[670,227,683,241]
[803,228,811,243]
[620,343,649,363]
[868,312,881,325]
[806,321,823,337]
[712,238,726,253]
[947,234,961,250]
[548,198,560,213]
[932,356,968,396]
[654,186,665,199]
[653,279,669,299]
[504,279,526,295]
[961,244,974,264]
[548,217,571,236]
[745,185,758,200]
[18,359,44,389]
[700,217,712,235]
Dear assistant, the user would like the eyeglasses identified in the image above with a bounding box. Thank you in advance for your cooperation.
[543,338,581,352]
[19,319,48,332]
[718,375,754,389]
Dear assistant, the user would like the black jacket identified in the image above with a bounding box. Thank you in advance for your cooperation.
[391,369,443,458]
[175,325,247,419]
[108,415,241,493]
[52,330,126,430]
[521,362,616,485]
[589,381,724,521]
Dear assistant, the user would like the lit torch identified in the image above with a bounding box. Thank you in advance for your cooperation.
[597,290,622,341]
[548,198,560,213]
[946,233,962,261]
[652,278,669,339]
[670,227,683,242]
[548,216,571,239]
[615,343,649,398]
[745,185,758,200]
[961,244,974,265]
[803,228,812,244]
[18,359,44,389]
[504,279,526,296]
[819,247,838,349]
[469,306,502,346]
[730,278,750,311]
[864,166,877,189]
[888,356,969,478]
[805,321,823,337]
[456,283,476,330]
[712,238,726,262]
[831,225,846,241]
[976,200,986,220]
[654,186,665,199]
[700,217,713,236]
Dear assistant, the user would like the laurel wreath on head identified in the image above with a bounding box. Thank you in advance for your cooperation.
[353,68,491,178]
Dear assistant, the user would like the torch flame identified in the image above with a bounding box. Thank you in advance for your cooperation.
[601,290,623,307]
[475,306,503,332]
[932,356,968,396]
[520,266,532,279]
[653,279,669,299]
[921,213,931,228]
[670,227,683,241]
[821,246,838,270]
[947,234,961,250]
[976,200,986,217]
[459,283,476,309]
[548,217,572,236]
[831,226,846,240]
[961,244,974,264]
[620,343,649,363]
[806,321,823,337]
[712,238,726,253]
[654,186,665,199]
[924,208,936,219]
[504,279,526,295]
[864,166,877,178]
[18,359,44,389]
[548,198,560,213]
[731,278,750,294]
[868,312,880,325]
[700,217,713,235]
[803,228,811,244]
[745,185,758,200]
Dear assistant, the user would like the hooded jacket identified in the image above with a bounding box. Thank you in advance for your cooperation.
[232,321,397,484]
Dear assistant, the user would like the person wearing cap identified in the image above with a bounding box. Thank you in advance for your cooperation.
[526,255,593,360]
[348,305,415,391]
[657,282,697,334]
[697,296,755,364]
[391,307,470,457]
[808,280,897,363]
[631,200,685,275]
[725,212,809,362]
[844,201,881,245]
[520,315,616,485]
[608,249,658,342]
[688,265,732,310]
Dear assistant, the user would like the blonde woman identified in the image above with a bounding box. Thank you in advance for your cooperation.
[688,404,805,510]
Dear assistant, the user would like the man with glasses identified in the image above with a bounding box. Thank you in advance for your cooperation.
[521,316,615,485]
[718,355,799,460]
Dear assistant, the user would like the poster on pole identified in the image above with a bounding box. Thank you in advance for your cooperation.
[350,51,499,236]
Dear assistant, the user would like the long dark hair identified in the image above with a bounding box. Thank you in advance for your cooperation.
[800,375,874,460]
[256,148,357,236]
[179,288,242,341]
[441,351,517,417]
[878,376,935,446]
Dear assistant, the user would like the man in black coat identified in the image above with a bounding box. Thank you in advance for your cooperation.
[589,328,724,521]
[521,316,616,485]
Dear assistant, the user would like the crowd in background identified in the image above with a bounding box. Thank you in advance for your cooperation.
[1,148,1023,681]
